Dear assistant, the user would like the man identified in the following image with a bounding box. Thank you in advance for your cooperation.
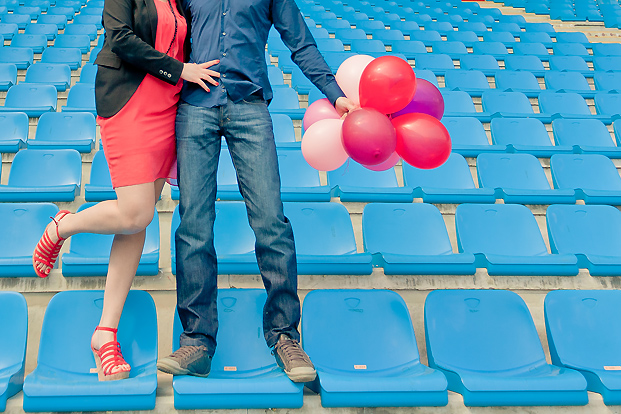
[156,0,357,382]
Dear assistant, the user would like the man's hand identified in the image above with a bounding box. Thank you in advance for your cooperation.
[181,60,221,92]
[335,96,359,118]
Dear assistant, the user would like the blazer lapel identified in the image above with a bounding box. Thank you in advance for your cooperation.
[144,0,157,46]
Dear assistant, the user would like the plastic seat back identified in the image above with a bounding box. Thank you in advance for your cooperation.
[551,154,621,192]
[495,70,541,92]
[539,91,591,116]
[594,93,621,117]
[477,153,552,192]
[442,117,488,146]
[482,91,534,114]
[327,160,400,189]
[34,112,96,143]
[545,71,590,91]
[552,119,614,148]
[8,149,81,187]
[491,118,552,147]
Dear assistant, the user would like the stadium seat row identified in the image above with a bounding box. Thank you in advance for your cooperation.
[3,288,621,410]
[3,201,621,277]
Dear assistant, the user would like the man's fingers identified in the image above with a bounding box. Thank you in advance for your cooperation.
[203,74,219,86]
[200,60,220,68]
[205,69,220,78]
[197,78,210,92]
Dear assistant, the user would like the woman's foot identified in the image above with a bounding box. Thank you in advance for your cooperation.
[33,210,71,277]
[91,326,131,381]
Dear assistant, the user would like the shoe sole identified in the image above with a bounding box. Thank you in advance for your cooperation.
[157,359,209,378]
[285,367,317,383]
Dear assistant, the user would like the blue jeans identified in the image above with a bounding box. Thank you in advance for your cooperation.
[174,96,300,354]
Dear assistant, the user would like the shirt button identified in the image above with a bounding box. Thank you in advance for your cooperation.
[222,52,226,56]
[222,32,226,36]
[222,11,226,15]
[222,74,226,77]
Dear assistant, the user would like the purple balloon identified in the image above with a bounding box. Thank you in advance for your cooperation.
[391,79,444,120]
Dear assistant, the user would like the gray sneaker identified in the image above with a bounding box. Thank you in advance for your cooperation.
[273,334,317,383]
[157,345,212,377]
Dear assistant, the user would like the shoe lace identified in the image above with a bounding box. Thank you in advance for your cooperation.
[174,345,206,359]
[274,337,308,362]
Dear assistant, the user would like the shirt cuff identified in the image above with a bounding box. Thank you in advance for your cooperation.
[322,80,346,107]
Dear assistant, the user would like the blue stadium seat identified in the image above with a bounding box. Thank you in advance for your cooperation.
[54,33,90,53]
[278,150,331,201]
[409,30,442,46]
[512,42,551,62]
[327,160,412,202]
[371,29,404,46]
[84,150,114,201]
[0,47,34,70]
[350,39,386,56]
[24,63,71,91]
[29,112,96,152]
[0,149,81,202]
[0,23,17,40]
[441,91,491,122]
[88,46,102,63]
[458,21,488,35]
[170,202,259,275]
[284,202,372,274]
[459,55,501,76]
[320,51,354,73]
[456,203,578,275]
[504,55,547,77]
[553,118,620,156]
[0,291,27,410]
[78,62,97,83]
[425,289,587,406]
[549,56,592,76]
[333,28,366,45]
[593,56,621,72]
[23,290,158,411]
[11,34,48,54]
[413,69,439,87]
[47,5,75,20]
[15,4,40,18]
[172,289,303,409]
[481,31,516,46]
[525,21,556,35]
[73,13,102,28]
[63,23,97,40]
[271,113,297,147]
[355,19,385,34]
[555,32,590,44]
[316,38,345,53]
[498,13,527,27]
[0,83,56,117]
[1,14,31,30]
[309,26,328,39]
[388,20,420,37]
[494,70,542,97]
[552,43,592,61]
[37,14,67,29]
[81,6,102,15]
[547,205,621,275]
[491,117,571,156]
[430,41,468,59]
[594,93,621,119]
[267,65,284,86]
[288,66,314,95]
[413,54,455,76]
[550,154,621,204]
[61,203,160,276]
[302,289,448,407]
[268,87,304,119]
[482,90,550,121]
[472,41,510,60]
[62,82,96,114]
[539,91,609,123]
[24,23,57,41]
[519,32,554,47]
[445,30,479,47]
[320,18,351,34]
[424,21,454,33]
[363,203,477,274]
[441,117,502,156]
[477,153,576,204]
[0,63,16,91]
[40,47,82,70]
[0,0,17,12]
[594,72,621,93]
[545,289,621,404]
[0,112,28,152]
[491,21,523,35]
[444,70,490,97]
[544,71,595,97]
[592,43,621,57]
[0,202,58,276]
[403,153,496,203]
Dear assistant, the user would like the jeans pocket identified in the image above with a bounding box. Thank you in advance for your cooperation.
[242,94,267,105]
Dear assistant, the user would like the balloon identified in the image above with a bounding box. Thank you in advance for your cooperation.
[342,108,397,166]
[364,152,400,171]
[392,112,451,169]
[303,98,340,131]
[301,119,348,171]
[359,55,417,114]
[391,79,444,120]
[335,54,375,105]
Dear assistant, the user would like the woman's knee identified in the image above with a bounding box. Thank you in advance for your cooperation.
[119,206,154,234]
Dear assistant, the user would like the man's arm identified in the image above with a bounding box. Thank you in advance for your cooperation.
[272,0,357,115]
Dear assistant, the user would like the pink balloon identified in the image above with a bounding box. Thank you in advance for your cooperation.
[364,152,400,171]
[342,108,397,166]
[359,56,417,114]
[392,112,451,169]
[303,98,340,131]
[335,54,375,105]
[301,119,348,171]
[391,79,444,120]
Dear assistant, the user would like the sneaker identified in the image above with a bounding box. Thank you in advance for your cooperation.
[273,334,317,383]
[157,345,212,377]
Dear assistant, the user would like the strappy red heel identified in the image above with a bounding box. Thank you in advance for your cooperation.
[91,326,131,381]
[33,210,71,278]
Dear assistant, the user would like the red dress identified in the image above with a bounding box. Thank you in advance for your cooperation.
[97,0,187,188]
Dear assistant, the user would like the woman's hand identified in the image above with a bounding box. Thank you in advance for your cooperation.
[181,59,220,92]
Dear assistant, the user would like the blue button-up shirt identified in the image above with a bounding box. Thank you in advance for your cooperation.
[180,0,345,108]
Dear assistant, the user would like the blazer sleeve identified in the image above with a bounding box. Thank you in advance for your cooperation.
[102,0,184,85]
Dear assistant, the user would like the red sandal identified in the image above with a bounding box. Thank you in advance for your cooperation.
[32,210,71,278]
[91,326,131,381]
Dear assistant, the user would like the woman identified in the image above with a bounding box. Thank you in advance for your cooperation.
[32,0,218,381]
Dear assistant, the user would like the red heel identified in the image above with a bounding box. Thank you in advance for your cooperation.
[33,210,71,278]
[91,326,131,381]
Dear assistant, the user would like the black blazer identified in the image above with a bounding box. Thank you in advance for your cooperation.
[95,0,191,117]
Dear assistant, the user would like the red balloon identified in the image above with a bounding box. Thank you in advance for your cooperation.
[342,108,397,166]
[359,56,417,114]
[392,113,451,169]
